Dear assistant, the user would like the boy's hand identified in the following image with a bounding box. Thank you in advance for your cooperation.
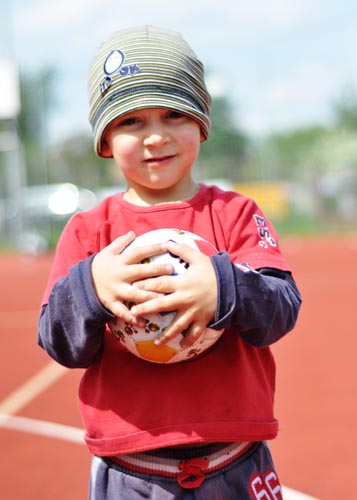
[130,241,218,347]
[91,231,173,325]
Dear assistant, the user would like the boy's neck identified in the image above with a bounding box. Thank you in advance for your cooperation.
[123,181,199,207]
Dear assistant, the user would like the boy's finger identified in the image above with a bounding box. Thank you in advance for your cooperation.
[107,231,136,253]
[133,275,176,293]
[105,233,168,261]
[126,262,174,281]
[180,322,206,348]
[153,323,187,346]
[126,286,164,305]
[109,301,144,326]
[130,293,177,318]
[165,241,199,262]
[122,242,169,263]
[153,314,203,347]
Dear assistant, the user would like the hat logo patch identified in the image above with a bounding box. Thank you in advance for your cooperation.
[100,49,141,95]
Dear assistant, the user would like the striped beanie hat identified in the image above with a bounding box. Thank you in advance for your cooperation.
[88,25,211,157]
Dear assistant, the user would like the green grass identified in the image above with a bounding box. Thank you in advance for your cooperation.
[273,213,357,236]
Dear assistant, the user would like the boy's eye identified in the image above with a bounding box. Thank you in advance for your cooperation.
[119,117,140,126]
[166,110,184,120]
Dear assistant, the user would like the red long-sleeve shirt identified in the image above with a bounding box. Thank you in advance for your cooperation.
[38,184,301,455]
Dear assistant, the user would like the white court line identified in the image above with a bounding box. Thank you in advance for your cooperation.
[0,413,85,444]
[0,360,67,414]
[282,486,320,500]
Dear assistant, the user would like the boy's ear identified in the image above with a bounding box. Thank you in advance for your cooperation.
[100,138,113,157]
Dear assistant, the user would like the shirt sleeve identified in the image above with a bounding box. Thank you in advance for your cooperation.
[41,211,98,306]
[219,192,291,271]
[209,252,302,347]
[38,254,115,368]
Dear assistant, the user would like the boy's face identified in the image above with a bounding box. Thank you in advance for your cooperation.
[102,108,202,196]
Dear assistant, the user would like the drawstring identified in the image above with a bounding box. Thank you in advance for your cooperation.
[177,458,209,488]
[107,441,254,489]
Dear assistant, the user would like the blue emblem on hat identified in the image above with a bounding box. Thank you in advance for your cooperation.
[104,50,125,75]
[100,49,141,95]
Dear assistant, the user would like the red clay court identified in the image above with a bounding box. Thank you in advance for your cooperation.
[0,233,356,499]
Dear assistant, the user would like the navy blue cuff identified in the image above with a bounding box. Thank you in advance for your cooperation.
[209,252,237,330]
[68,254,116,323]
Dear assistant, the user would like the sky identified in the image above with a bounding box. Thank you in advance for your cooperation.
[1,0,357,145]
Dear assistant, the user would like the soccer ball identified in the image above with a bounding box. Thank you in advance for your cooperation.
[108,228,224,363]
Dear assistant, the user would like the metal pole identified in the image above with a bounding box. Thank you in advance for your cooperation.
[0,119,25,247]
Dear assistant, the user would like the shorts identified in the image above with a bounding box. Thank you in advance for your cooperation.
[88,441,283,500]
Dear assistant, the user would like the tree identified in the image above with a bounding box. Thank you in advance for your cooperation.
[17,67,57,185]
[197,95,250,182]
[255,125,329,183]
[333,86,357,131]
[48,133,121,190]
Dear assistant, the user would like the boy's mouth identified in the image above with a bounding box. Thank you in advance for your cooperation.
[144,155,175,166]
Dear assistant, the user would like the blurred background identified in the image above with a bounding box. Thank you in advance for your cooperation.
[1,1,357,252]
[1,3,357,499]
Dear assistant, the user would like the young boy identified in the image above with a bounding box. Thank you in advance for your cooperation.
[38,25,302,499]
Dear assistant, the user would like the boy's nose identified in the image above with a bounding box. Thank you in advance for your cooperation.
[143,134,167,147]
[143,124,170,147]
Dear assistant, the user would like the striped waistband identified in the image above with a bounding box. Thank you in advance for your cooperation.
[107,441,254,489]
